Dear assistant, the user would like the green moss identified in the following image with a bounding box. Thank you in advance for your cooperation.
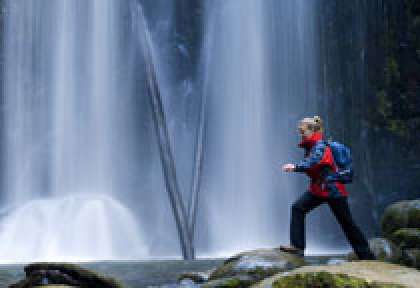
[387,119,408,138]
[384,57,400,86]
[272,271,404,288]
[391,228,420,249]
[211,278,240,288]
[209,261,236,280]
[377,90,391,118]
[247,266,281,279]
[202,277,253,288]
[380,200,420,238]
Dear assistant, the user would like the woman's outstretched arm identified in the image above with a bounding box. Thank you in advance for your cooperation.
[293,141,327,172]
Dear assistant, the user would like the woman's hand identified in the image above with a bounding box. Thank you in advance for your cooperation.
[282,163,296,172]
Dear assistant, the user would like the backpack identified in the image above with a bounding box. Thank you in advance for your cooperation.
[324,140,354,184]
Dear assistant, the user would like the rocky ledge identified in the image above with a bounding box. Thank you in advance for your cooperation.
[10,262,123,288]
[255,261,420,288]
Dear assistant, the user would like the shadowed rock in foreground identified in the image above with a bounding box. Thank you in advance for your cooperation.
[10,263,124,288]
[254,261,420,288]
[349,199,420,269]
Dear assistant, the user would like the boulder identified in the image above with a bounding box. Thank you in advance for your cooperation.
[177,271,210,283]
[391,228,420,249]
[381,200,420,238]
[369,237,402,262]
[400,249,420,270]
[266,271,399,288]
[10,262,124,288]
[208,248,305,285]
[254,261,420,288]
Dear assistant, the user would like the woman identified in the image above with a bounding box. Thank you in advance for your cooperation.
[280,116,375,260]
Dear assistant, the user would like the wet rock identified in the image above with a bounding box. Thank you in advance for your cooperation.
[381,200,420,238]
[254,261,420,288]
[202,275,255,288]
[347,238,402,262]
[326,258,347,265]
[370,237,402,262]
[208,248,305,285]
[400,249,420,270]
[177,271,210,283]
[10,262,124,288]
[178,278,201,287]
[391,228,420,249]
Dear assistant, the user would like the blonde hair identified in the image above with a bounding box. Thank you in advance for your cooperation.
[298,115,323,133]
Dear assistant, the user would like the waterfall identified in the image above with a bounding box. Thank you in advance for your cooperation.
[0,0,172,262]
[198,0,347,256]
[0,0,355,262]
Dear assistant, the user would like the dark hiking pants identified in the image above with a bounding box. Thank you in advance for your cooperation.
[290,191,375,260]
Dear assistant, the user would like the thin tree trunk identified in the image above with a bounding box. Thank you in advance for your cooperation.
[130,1,194,260]
[187,83,207,255]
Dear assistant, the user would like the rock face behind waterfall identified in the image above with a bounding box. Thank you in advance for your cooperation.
[10,263,123,288]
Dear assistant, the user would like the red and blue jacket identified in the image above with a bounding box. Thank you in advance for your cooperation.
[293,131,348,198]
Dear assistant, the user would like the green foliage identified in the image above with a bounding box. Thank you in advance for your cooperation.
[272,271,403,288]
[371,0,420,143]
[384,57,400,86]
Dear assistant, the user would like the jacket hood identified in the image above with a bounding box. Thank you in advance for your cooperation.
[298,131,323,149]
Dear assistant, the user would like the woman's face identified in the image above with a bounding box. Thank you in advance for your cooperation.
[298,123,313,138]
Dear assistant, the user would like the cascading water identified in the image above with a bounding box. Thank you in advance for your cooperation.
[0,0,179,262]
[198,0,349,256]
[0,0,354,263]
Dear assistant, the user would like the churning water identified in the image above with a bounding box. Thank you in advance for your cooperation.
[0,0,163,262]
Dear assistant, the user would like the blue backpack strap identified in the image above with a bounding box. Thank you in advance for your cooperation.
[294,141,327,172]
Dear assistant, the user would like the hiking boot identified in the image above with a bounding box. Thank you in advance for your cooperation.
[278,245,304,257]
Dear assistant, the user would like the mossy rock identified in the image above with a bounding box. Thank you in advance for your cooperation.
[370,238,402,262]
[202,275,254,288]
[10,262,124,288]
[347,238,402,262]
[208,248,305,284]
[271,271,403,288]
[391,228,420,249]
[400,249,420,270]
[177,271,210,283]
[381,200,420,238]
[254,261,420,288]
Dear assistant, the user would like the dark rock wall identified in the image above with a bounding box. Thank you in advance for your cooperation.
[317,0,420,236]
